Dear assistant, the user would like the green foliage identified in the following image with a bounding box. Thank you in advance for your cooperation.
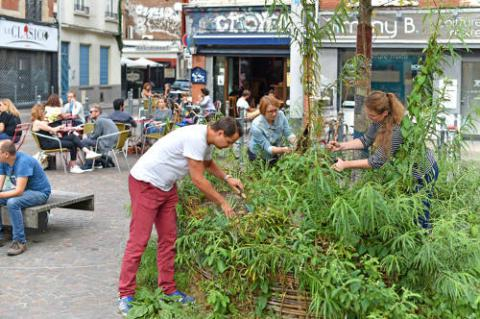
[127,288,201,319]
[131,7,480,319]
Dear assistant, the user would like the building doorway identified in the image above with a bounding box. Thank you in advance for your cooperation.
[215,56,289,116]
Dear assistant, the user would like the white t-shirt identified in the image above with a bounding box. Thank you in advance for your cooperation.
[130,125,213,191]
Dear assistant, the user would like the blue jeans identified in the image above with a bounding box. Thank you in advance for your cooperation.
[0,190,49,243]
[145,125,164,134]
[0,132,11,140]
[415,162,439,229]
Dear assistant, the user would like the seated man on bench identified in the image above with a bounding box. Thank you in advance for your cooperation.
[0,140,51,256]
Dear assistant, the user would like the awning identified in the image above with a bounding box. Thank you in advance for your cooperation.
[150,58,177,68]
[121,57,166,69]
[193,34,290,57]
[197,47,290,57]
[193,34,290,46]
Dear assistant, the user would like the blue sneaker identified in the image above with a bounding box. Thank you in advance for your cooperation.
[166,290,195,304]
[118,296,134,317]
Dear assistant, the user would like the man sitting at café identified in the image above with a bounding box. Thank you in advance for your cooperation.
[109,98,137,128]
[62,90,85,125]
[0,140,51,256]
[82,104,119,157]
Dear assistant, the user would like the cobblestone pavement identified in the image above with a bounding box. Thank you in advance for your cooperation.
[0,105,137,319]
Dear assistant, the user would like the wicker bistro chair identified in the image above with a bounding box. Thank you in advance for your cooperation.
[11,123,32,151]
[31,131,69,174]
[91,130,130,173]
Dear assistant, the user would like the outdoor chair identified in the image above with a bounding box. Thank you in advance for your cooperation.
[31,131,69,174]
[11,123,31,151]
[140,121,174,154]
[142,97,158,118]
[83,122,95,135]
[91,130,130,173]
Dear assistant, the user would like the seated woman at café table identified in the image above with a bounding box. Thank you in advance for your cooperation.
[141,82,161,99]
[146,98,172,134]
[0,99,21,141]
[31,104,101,174]
[44,94,64,125]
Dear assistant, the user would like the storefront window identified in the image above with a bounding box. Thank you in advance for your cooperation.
[461,60,480,127]
[339,50,422,108]
[213,56,226,105]
[0,49,55,107]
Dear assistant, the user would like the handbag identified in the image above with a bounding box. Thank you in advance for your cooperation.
[33,151,49,169]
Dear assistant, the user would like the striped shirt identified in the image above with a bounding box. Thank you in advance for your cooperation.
[359,122,436,179]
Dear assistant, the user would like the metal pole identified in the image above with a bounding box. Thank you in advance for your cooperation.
[34,86,38,102]
[36,95,41,104]
[51,85,55,94]
[127,89,133,115]
[14,85,17,104]
[225,100,230,117]
[148,96,152,118]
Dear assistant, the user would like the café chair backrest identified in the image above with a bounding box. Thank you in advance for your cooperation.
[83,122,95,135]
[12,123,32,151]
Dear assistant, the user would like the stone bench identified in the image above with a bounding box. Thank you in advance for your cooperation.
[0,190,94,231]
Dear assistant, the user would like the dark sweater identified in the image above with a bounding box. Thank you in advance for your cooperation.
[0,112,21,137]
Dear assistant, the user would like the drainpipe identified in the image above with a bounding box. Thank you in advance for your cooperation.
[57,0,62,100]
[289,0,304,127]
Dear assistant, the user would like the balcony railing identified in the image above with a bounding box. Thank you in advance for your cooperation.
[74,3,90,15]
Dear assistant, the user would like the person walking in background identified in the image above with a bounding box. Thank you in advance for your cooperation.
[236,90,251,118]
[197,88,216,119]
[109,98,137,128]
[0,140,51,256]
[31,104,101,174]
[327,91,438,229]
[62,91,85,125]
[0,99,21,141]
[248,96,296,165]
[117,117,244,317]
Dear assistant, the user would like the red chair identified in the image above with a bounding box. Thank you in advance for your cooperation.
[11,123,32,151]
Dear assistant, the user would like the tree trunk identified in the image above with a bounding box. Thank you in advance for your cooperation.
[354,0,372,154]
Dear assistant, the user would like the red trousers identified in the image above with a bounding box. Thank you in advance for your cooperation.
[119,175,178,297]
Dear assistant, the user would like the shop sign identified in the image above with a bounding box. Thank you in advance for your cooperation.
[319,9,480,44]
[194,8,282,34]
[127,72,141,82]
[165,68,176,78]
[191,67,207,84]
[217,75,224,86]
[0,19,58,51]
